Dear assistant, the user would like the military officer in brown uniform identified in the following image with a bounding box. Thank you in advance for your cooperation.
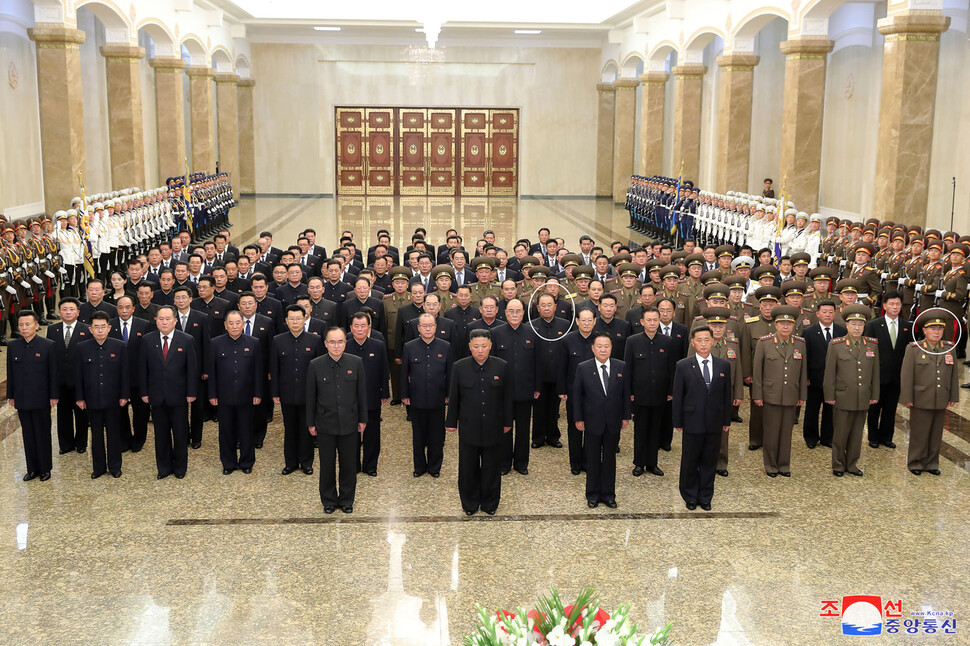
[383,267,413,403]
[833,279,872,325]
[431,265,456,312]
[659,265,691,324]
[613,263,642,319]
[823,304,880,477]
[752,305,808,477]
[680,254,706,320]
[746,265,780,309]
[803,267,835,311]
[468,257,500,307]
[558,253,585,296]
[723,275,748,322]
[900,310,960,476]
[781,281,816,335]
[693,307,744,477]
[644,258,665,295]
[690,283,741,341]
[741,286,781,451]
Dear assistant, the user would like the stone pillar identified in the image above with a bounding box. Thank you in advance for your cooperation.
[873,12,950,227]
[215,73,239,189]
[611,78,639,202]
[186,65,215,172]
[100,44,146,189]
[778,37,834,213]
[715,54,759,193]
[671,64,707,182]
[237,78,256,195]
[28,25,85,212]
[596,82,615,197]
[150,56,186,183]
[637,71,668,177]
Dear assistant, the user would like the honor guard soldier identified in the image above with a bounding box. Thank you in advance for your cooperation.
[695,307,743,477]
[918,238,946,315]
[898,236,924,319]
[741,286,781,451]
[937,243,968,357]
[846,242,882,308]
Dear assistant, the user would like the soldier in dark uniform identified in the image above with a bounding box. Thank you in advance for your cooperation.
[345,310,389,477]
[5,311,58,481]
[75,312,129,479]
[532,291,570,449]
[693,307,744,477]
[47,297,90,454]
[846,242,882,308]
[741,286,780,451]
[446,329,513,515]
[491,299,540,475]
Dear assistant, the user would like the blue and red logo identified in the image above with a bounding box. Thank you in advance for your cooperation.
[840,595,884,635]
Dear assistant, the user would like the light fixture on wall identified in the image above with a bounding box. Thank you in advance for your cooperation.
[421,20,441,48]
[313,26,341,31]
[514,29,541,34]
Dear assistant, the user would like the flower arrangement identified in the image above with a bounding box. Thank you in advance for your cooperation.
[464,587,672,646]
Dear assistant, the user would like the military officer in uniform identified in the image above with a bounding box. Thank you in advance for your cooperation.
[383,267,413,403]
[741,286,780,451]
[468,257,500,307]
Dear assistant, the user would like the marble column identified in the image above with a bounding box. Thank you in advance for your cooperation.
[596,82,615,197]
[671,64,706,182]
[612,78,639,202]
[27,25,85,212]
[778,37,834,213]
[215,73,239,188]
[715,54,759,193]
[150,56,186,183]
[100,44,146,189]
[237,78,256,195]
[637,71,668,177]
[873,12,950,228]
[186,65,215,172]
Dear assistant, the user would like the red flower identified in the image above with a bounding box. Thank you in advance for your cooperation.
[495,610,517,634]
[563,604,611,633]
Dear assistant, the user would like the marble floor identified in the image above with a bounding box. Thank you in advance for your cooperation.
[0,196,968,645]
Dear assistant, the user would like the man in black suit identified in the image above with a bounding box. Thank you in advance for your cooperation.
[345,310,390,476]
[174,287,210,447]
[803,300,846,448]
[207,311,263,474]
[192,276,230,340]
[562,308,597,474]
[446,329,513,515]
[47,297,90,454]
[400,313,454,478]
[533,292,570,449]
[322,260,352,304]
[139,305,198,479]
[211,267,241,310]
[296,296,328,335]
[271,305,324,476]
[238,292,276,448]
[303,228,327,261]
[573,332,632,508]
[223,260,251,294]
[339,277,386,333]
[152,269,177,306]
[865,291,913,449]
[276,264,310,306]
[672,325,733,511]
[624,305,676,477]
[657,297,689,451]
[251,274,285,331]
[491,299,540,475]
[594,293,630,359]
[297,237,323,277]
[79,280,117,323]
[307,327,368,514]
[75,312,129,479]
[306,277,338,327]
[109,296,152,452]
[124,259,157,296]
[5,311,58,482]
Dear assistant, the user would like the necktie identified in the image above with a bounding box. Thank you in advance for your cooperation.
[180,315,187,330]
[122,321,129,343]
[64,325,72,347]
[302,256,306,265]
[600,364,609,395]
[703,359,711,390]
[889,319,897,347]
[824,327,831,343]
[664,325,670,336]
[162,335,169,361]
[245,319,251,336]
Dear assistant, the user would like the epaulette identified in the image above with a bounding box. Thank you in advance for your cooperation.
[383,293,394,299]
[759,334,773,340]
[865,336,878,343]
[909,341,920,347]
[745,316,760,323]
[831,337,848,344]
[726,337,739,344]
[609,288,623,294]
[793,335,805,342]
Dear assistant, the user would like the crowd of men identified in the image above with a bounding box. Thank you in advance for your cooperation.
[1,177,964,516]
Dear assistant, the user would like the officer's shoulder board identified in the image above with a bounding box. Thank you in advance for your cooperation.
[831,337,848,345]
[865,336,878,344]
[726,337,739,345]
[793,335,805,342]
[383,293,394,299]
[745,316,761,324]
[759,334,773,340]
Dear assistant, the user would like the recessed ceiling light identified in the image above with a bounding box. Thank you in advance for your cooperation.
[514,29,541,35]
[314,26,341,31]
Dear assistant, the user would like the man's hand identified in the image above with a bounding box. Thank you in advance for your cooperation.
[621,419,629,429]
[401,398,410,406]
[444,397,449,404]
[209,398,218,406]
[576,421,585,431]
[187,396,196,403]
[754,399,763,407]
[273,396,280,404]
[381,398,389,405]
[395,358,402,365]
[503,426,511,433]
[446,427,457,433]
[674,427,683,433]
[744,377,752,385]
[869,399,878,405]
[667,395,673,401]
[7,399,14,407]
[533,391,540,399]
[358,423,366,434]
[201,374,208,381]
[949,401,958,407]
[825,400,835,406]
[797,400,804,407]
[904,401,913,408]
[120,399,128,407]
[76,401,86,410]
[308,425,317,436]
[722,426,730,432]
[253,397,261,405]
[142,396,149,403]
[732,399,742,407]
[559,394,567,401]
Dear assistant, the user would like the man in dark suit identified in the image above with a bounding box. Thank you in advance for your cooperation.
[211,268,241,310]
[865,291,912,449]
[47,297,90,454]
[323,260,353,304]
[174,287,210,446]
[252,275,286,331]
[296,296,328,335]
[533,292,570,449]
[306,277,338,327]
[573,332,632,508]
[673,325,733,510]
[79,279,118,323]
[139,305,199,479]
[207,311,263,474]
[303,228,327,261]
[297,237,323,277]
[192,276,230,340]
[108,297,152,452]
[237,292,275,448]
[75,312,129,479]
[271,305,325,475]
[803,300,846,448]
[345,310,390,477]
[5,311,58,482]
[276,264,310,306]
[339,277,386,333]
[657,297,689,451]
[400,313,454,478]
[307,327,368,514]
[562,308,597,474]
[491,299,540,475]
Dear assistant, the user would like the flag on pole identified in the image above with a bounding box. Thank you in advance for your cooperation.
[670,162,684,236]
[77,172,96,279]
[774,175,787,260]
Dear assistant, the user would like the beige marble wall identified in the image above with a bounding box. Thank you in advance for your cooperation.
[612,78,639,202]
[748,19,786,194]
[638,72,667,177]
[779,37,834,213]
[873,12,949,229]
[672,63,706,183]
[596,82,615,197]
[0,31,44,212]
[150,57,185,182]
[215,73,239,189]
[101,44,145,190]
[186,65,215,173]
[28,25,86,212]
[237,79,256,195]
[77,9,109,193]
[715,54,759,194]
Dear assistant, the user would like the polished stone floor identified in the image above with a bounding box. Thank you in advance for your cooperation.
[1,196,968,645]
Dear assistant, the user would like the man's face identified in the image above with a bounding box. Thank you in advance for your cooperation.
[288,267,303,285]
[286,309,306,335]
[924,326,945,345]
[840,292,858,306]
[117,299,135,318]
[786,294,804,309]
[779,260,792,275]
[156,308,176,335]
[89,318,110,343]
[174,265,188,281]
[436,276,452,293]
[410,285,425,306]
[580,239,593,254]
[759,300,776,318]
[480,300,497,320]
[308,280,324,300]
[505,301,524,326]
[137,287,153,306]
[640,289,655,307]
[577,309,596,334]
[160,274,174,291]
[595,257,609,274]
[298,239,310,254]
[736,267,751,281]
[374,258,387,274]
[703,248,716,263]
[239,297,257,318]
[226,263,239,279]
[691,330,713,356]
[592,336,612,363]
[215,238,226,252]
[855,251,869,266]
[273,266,287,283]
[816,305,836,326]
[476,267,491,283]
[173,292,191,311]
[775,320,794,338]
[456,289,471,307]
[350,317,370,342]
[538,297,556,320]
[305,231,316,244]
[418,316,436,341]
[213,272,227,289]
[588,282,603,300]
[418,258,432,274]
[188,257,202,274]
[204,245,216,260]
[198,282,213,299]
[355,281,369,300]
[660,249,671,263]
[453,254,466,269]
[127,265,143,281]
[148,250,161,265]
[600,299,616,320]
[663,277,679,292]
[658,302,674,325]
[708,322,726,341]
[501,281,518,300]
[325,329,346,360]
[643,311,660,334]
[688,264,702,279]
[884,298,902,319]
[846,319,865,339]
[87,282,104,303]
[18,315,38,338]
[225,313,244,338]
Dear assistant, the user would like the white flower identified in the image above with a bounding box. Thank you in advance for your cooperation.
[546,624,575,646]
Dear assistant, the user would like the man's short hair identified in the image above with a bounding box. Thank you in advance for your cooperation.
[690,325,713,340]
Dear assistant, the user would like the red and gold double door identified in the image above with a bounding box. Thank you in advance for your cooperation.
[336,107,518,196]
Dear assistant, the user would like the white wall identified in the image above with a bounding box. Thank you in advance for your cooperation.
[0,27,44,214]
[748,19,787,194]
[78,8,111,192]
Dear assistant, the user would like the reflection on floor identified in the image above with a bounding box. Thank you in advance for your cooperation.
[0,196,967,645]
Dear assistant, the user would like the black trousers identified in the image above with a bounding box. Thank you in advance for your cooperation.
[19,408,52,475]
[502,400,533,472]
[56,385,88,452]
[584,431,620,504]
[118,398,150,451]
[867,380,900,444]
[565,399,584,471]
[803,383,834,445]
[218,403,255,470]
[151,402,189,476]
[358,408,382,473]
[254,396,272,445]
[532,382,561,445]
[410,406,445,475]
[459,440,502,513]
[88,407,122,475]
[633,404,665,468]
[318,432,358,506]
[189,393,205,446]
[281,403,314,470]
[679,431,721,505]
[660,400,674,450]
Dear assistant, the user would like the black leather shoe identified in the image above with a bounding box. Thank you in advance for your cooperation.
[58,448,72,455]
[324,506,335,514]
[806,441,817,449]
[820,441,832,448]
[500,469,510,476]
[686,501,697,510]
[242,468,252,474]
[632,466,644,477]
[700,502,711,511]
[465,509,476,516]
[731,415,743,423]
[848,469,863,477]
[157,473,170,480]
[515,468,528,476]
[341,506,353,514]
[749,444,761,451]
[927,469,941,476]
[649,466,664,476]
[302,467,313,475]
[531,442,543,449]
[779,471,791,477]
[883,441,897,449]
[571,468,582,476]
[254,442,263,449]
[766,472,777,478]
[91,471,104,479]
[429,472,440,478]
[546,440,563,448]
[833,470,844,477]
[716,469,729,477]
[587,500,598,508]
[483,508,496,515]
[192,442,202,450]
[868,441,879,448]
[660,444,671,452]
[131,445,143,453]
[39,472,51,481]
[604,500,617,509]
[413,471,425,477]
[390,399,401,406]
[22,472,38,482]
[366,469,377,477]
[281,467,296,475]
[910,469,922,476]
[174,473,185,479]
[111,471,121,478]
[76,447,86,454]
